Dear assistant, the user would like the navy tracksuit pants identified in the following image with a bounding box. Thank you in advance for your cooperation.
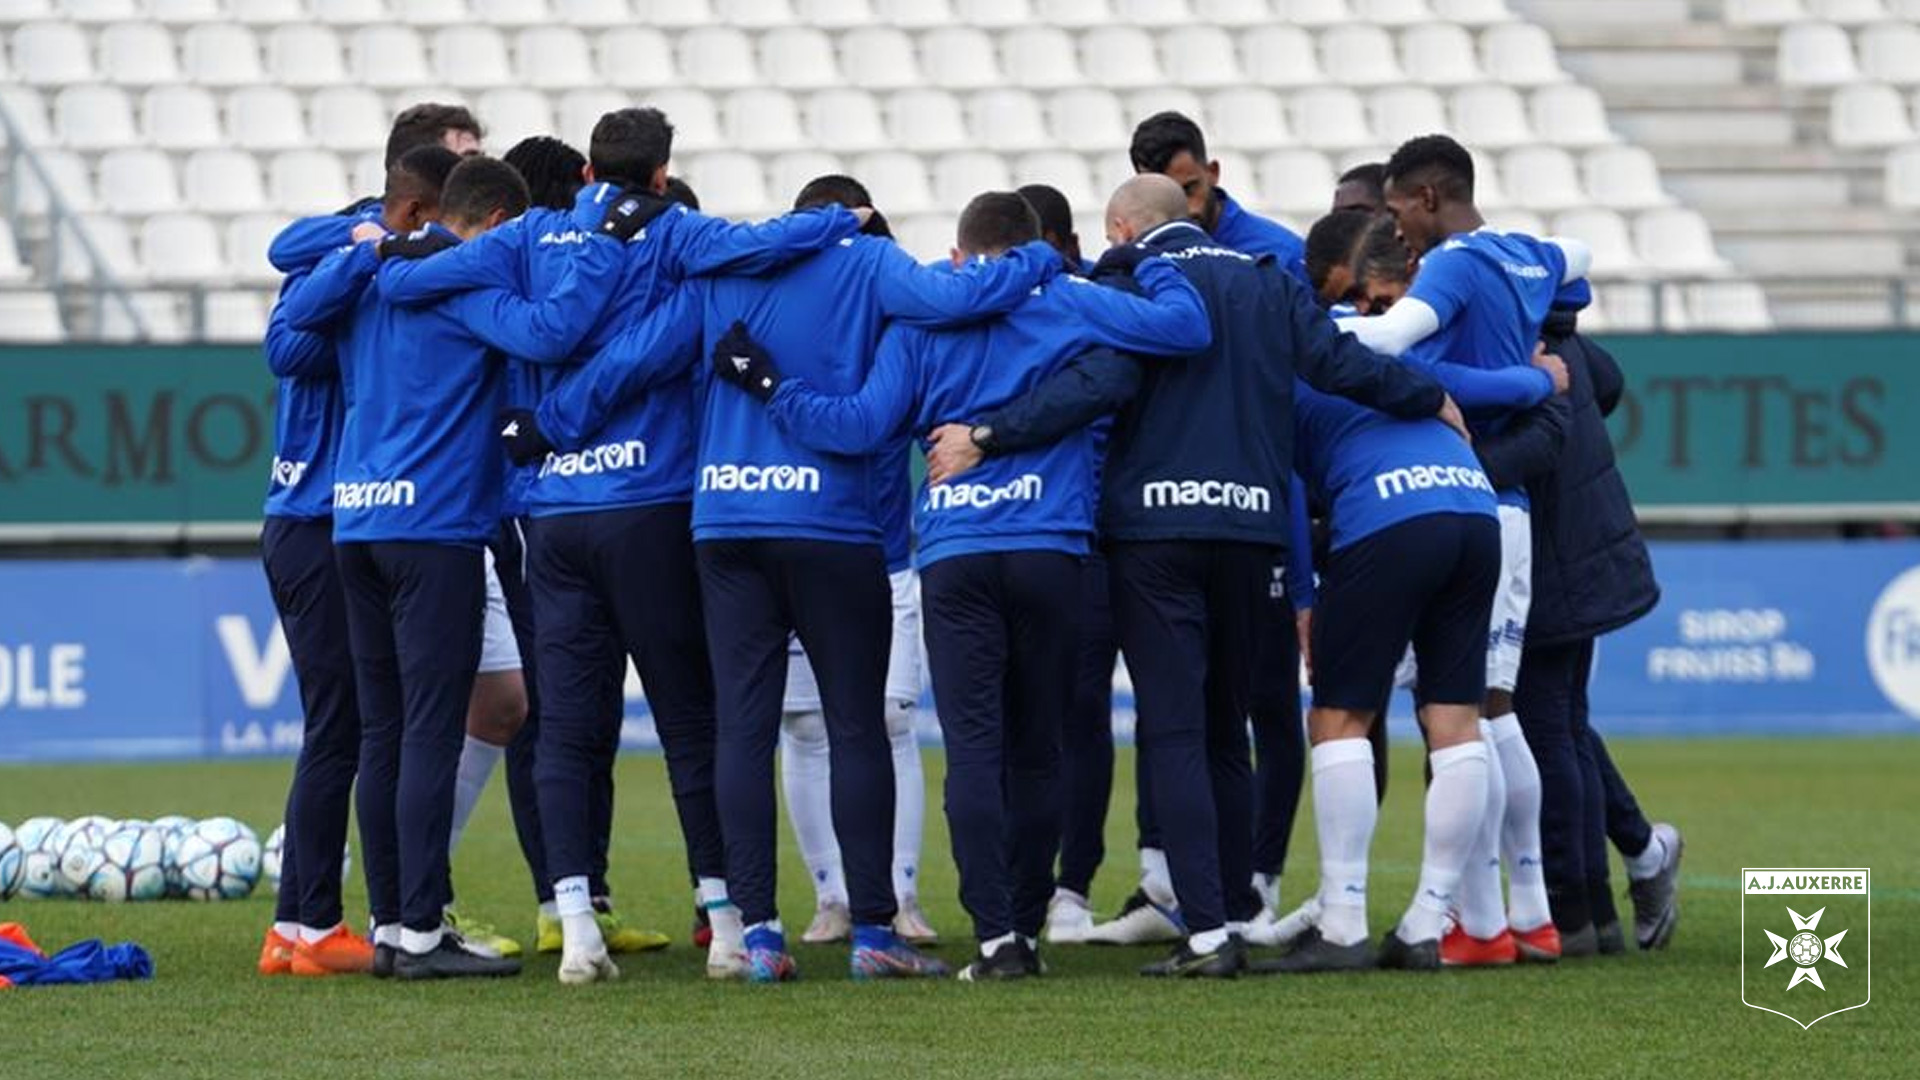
[337,540,485,933]
[1108,540,1267,935]
[529,504,724,890]
[488,519,559,903]
[1055,554,1116,899]
[697,538,895,929]
[1247,568,1305,879]
[923,550,1081,943]
[262,516,361,931]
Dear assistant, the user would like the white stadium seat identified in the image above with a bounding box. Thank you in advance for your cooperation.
[921,27,1002,89]
[514,27,597,90]
[1090,151,1135,198]
[1162,26,1242,89]
[1368,86,1450,147]
[0,86,53,148]
[14,21,96,85]
[270,149,352,214]
[1035,0,1111,25]
[806,88,891,151]
[955,0,1030,26]
[1290,86,1374,149]
[147,0,226,22]
[311,0,388,23]
[100,23,182,86]
[1322,25,1406,87]
[268,25,351,89]
[680,27,761,89]
[896,214,958,261]
[349,26,431,89]
[1004,27,1085,89]
[143,86,225,150]
[725,88,808,150]
[1481,208,1545,237]
[1355,0,1432,22]
[647,88,725,150]
[1583,145,1673,209]
[1777,23,1859,87]
[717,0,796,25]
[228,0,305,21]
[15,148,97,216]
[553,0,631,25]
[184,24,267,87]
[99,148,181,215]
[433,26,513,89]
[1530,84,1617,147]
[1634,207,1728,273]
[886,88,971,151]
[931,150,1013,210]
[970,89,1053,151]
[99,293,190,343]
[1193,0,1269,23]
[183,149,268,213]
[1207,88,1295,151]
[1011,149,1095,207]
[1470,148,1511,208]
[204,291,271,343]
[0,294,66,342]
[229,86,311,150]
[1552,207,1643,275]
[1081,27,1167,89]
[766,149,845,203]
[310,85,389,152]
[761,27,842,88]
[1502,146,1587,211]
[1240,26,1324,88]
[1859,23,1920,86]
[1432,0,1512,22]
[475,88,556,149]
[227,214,287,284]
[1481,23,1567,85]
[1282,0,1351,24]
[471,0,551,25]
[799,0,879,26]
[1450,84,1535,148]
[1113,0,1190,26]
[872,0,955,25]
[1887,143,1920,209]
[1401,24,1485,87]
[852,150,935,212]
[67,0,140,21]
[1259,148,1340,214]
[1725,0,1806,24]
[684,151,770,216]
[1127,87,1207,129]
[1049,87,1127,151]
[1829,83,1915,147]
[1214,149,1261,205]
[350,149,385,194]
[143,213,229,283]
[595,28,676,91]
[841,27,922,89]
[62,214,145,283]
[1807,0,1886,22]
[54,85,138,151]
[633,0,716,24]
[393,0,472,23]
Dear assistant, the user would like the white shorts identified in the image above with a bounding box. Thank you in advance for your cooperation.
[1393,504,1531,696]
[477,545,523,675]
[783,568,923,711]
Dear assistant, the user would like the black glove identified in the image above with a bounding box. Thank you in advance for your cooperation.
[1092,241,1152,279]
[599,188,675,242]
[859,206,892,239]
[710,321,783,403]
[498,408,554,467]
[377,228,459,260]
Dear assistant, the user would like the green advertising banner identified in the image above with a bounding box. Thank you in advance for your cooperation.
[0,333,1915,534]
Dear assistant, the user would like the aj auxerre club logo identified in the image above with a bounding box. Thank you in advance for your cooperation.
[1742,868,1870,1029]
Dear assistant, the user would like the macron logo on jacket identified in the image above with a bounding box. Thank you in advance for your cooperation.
[1141,479,1272,513]
[925,473,1044,512]
[1373,464,1494,501]
[333,479,418,510]
[269,456,309,489]
[699,463,822,494]
[539,439,648,479]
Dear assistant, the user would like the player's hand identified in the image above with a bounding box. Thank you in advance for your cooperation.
[710,321,783,402]
[1092,242,1151,278]
[1533,342,1570,396]
[349,222,386,245]
[599,188,673,242]
[1296,607,1313,684]
[497,408,554,466]
[1435,393,1470,444]
[925,423,985,486]
[377,229,459,260]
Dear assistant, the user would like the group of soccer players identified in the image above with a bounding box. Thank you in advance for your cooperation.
[252,95,1684,984]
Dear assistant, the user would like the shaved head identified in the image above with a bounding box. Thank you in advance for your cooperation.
[1107,174,1189,233]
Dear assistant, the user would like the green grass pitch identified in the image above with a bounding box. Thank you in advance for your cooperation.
[2,738,1915,1079]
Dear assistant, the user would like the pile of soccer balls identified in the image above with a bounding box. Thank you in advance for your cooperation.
[0,816,262,902]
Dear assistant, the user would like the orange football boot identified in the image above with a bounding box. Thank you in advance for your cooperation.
[1513,922,1563,963]
[258,928,296,976]
[1440,924,1519,967]
[291,925,376,976]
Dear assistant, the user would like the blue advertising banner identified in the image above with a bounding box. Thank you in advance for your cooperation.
[1,542,1916,763]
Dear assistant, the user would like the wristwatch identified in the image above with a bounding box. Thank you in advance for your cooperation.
[968,423,998,455]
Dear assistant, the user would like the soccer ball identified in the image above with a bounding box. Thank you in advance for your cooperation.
[52,816,115,896]
[153,817,197,897]
[85,825,168,902]
[261,823,353,896]
[13,817,65,900]
[0,822,20,900]
[175,817,261,900]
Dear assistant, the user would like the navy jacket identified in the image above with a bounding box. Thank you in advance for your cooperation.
[979,220,1444,549]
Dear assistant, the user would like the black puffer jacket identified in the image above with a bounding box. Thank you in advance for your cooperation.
[1516,306,1661,645]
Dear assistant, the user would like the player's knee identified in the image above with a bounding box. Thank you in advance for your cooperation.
[468,671,529,745]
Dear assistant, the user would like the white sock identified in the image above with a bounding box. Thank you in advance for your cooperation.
[554,874,604,955]
[888,700,924,902]
[780,714,849,907]
[1139,847,1176,908]
[1488,714,1551,932]
[981,931,1017,957]
[1399,741,1489,944]
[273,920,300,942]
[1252,871,1279,911]
[373,923,401,949]
[1189,927,1230,953]
[1453,722,1508,940]
[1311,738,1377,947]
[299,922,341,945]
[1625,832,1667,881]
[1052,887,1089,909]
[400,926,443,956]
[448,735,504,857]
[699,877,744,945]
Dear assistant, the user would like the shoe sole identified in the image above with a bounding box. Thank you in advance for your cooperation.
[291,958,373,977]
[1514,942,1561,963]
[393,962,522,981]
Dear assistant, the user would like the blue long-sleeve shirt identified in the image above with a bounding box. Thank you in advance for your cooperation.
[262,269,343,521]
[1211,188,1308,287]
[761,256,1209,568]
[266,198,381,274]
[380,185,861,519]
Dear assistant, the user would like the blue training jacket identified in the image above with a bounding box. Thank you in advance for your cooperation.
[536,234,1063,547]
[1211,188,1308,288]
[381,184,862,519]
[266,199,382,274]
[262,268,343,521]
[760,255,1210,568]
[282,225,620,544]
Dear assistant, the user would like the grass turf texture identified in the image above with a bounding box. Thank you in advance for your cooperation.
[2,738,1915,1079]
